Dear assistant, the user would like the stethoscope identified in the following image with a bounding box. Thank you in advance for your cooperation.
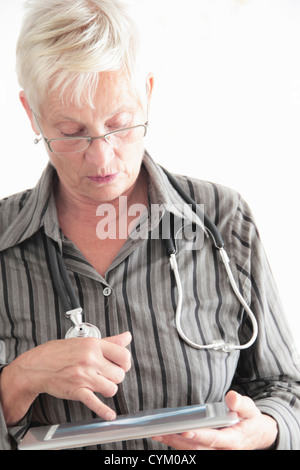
[45,167,258,353]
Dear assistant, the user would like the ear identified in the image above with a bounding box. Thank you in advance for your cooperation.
[19,91,40,135]
[145,73,154,121]
[145,73,154,103]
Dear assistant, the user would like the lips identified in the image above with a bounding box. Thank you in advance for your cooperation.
[87,173,119,184]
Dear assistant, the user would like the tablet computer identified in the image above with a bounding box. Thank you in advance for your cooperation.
[18,402,239,450]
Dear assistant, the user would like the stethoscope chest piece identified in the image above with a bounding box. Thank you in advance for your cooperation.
[65,308,101,339]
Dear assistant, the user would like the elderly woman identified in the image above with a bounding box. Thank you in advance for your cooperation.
[0,0,299,451]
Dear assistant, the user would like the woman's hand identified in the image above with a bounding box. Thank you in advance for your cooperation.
[0,332,132,426]
[152,391,278,450]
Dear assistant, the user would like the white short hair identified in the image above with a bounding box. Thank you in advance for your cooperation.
[16,0,143,115]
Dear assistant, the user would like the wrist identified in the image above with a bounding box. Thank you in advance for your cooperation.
[0,359,38,426]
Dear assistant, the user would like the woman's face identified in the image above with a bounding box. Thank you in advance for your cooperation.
[28,71,152,205]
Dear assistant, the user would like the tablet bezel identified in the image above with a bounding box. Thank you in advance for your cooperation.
[18,402,239,450]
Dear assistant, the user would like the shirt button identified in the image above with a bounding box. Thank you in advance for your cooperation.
[103,287,112,297]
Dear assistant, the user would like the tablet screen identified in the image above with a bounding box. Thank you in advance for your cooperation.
[48,405,207,440]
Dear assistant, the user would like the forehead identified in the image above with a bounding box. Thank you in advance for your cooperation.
[40,70,140,122]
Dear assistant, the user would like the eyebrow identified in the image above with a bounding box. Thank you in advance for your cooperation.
[54,104,138,124]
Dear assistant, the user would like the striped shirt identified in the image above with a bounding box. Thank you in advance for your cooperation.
[0,152,299,450]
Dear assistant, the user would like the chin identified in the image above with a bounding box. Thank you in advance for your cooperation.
[91,184,128,204]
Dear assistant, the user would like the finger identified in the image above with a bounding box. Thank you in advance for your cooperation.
[180,427,236,449]
[100,339,132,372]
[73,387,116,421]
[71,366,119,398]
[104,331,132,348]
[94,367,123,392]
[225,390,259,419]
[152,433,215,451]
[96,357,126,384]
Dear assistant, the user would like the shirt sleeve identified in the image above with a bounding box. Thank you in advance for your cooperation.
[0,364,32,450]
[228,196,300,450]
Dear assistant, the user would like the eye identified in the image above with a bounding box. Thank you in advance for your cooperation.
[107,113,132,130]
[61,131,83,137]
[57,122,86,137]
[59,127,86,138]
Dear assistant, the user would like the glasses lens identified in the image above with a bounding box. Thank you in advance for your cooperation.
[106,125,146,147]
[50,138,90,154]
[49,125,146,153]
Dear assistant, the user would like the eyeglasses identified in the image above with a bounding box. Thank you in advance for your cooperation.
[34,121,148,154]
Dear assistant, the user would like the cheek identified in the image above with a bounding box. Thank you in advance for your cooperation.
[49,153,83,180]
[121,143,145,176]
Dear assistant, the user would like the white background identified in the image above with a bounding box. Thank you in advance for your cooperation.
[0,0,299,346]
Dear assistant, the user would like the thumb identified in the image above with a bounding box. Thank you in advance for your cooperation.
[225,391,259,419]
[103,331,132,348]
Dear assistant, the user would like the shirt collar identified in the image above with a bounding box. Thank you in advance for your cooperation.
[143,151,207,236]
[0,152,206,252]
[0,162,61,252]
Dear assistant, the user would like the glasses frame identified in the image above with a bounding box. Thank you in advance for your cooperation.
[33,111,148,154]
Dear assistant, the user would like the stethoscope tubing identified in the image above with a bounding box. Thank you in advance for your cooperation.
[46,236,80,312]
[170,250,258,353]
[162,167,258,353]
[46,236,101,338]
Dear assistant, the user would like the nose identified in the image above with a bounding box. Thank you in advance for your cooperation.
[84,136,115,168]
